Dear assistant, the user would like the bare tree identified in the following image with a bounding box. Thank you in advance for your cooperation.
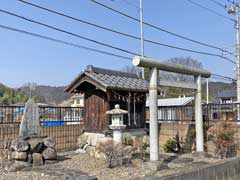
[122,65,142,76]
[160,57,203,82]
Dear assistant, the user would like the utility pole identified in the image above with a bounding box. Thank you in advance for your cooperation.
[228,3,240,120]
[139,0,145,79]
[206,78,209,104]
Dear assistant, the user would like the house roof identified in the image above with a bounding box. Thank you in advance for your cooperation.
[217,90,237,98]
[146,97,194,107]
[65,65,151,93]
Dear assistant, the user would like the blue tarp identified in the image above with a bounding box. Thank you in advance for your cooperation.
[41,121,65,127]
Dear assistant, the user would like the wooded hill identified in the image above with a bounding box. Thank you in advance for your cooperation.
[18,85,70,105]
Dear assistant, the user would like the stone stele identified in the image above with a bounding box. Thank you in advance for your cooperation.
[19,98,41,137]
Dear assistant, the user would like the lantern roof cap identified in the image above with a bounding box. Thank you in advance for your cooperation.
[106,104,128,115]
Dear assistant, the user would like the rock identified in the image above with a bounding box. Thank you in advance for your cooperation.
[60,175,97,180]
[76,175,98,180]
[44,160,58,165]
[12,151,28,161]
[27,154,33,163]
[96,137,112,149]
[43,137,56,148]
[94,150,106,159]
[32,153,43,166]
[192,151,208,158]
[87,146,96,157]
[19,98,41,137]
[11,139,29,152]
[75,148,86,154]
[171,157,194,164]
[5,161,31,172]
[78,134,88,148]
[85,133,105,146]
[27,138,43,153]
[42,147,57,160]
[131,159,143,168]
[83,144,89,150]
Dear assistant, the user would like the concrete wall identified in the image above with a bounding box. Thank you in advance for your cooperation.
[158,157,240,180]
[159,122,195,152]
[159,121,240,156]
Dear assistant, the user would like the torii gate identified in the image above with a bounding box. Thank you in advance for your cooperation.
[133,56,211,161]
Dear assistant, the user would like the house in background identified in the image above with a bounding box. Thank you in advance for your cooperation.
[217,90,237,104]
[146,96,194,122]
[207,90,238,121]
[60,93,84,107]
[71,93,84,107]
[65,65,164,132]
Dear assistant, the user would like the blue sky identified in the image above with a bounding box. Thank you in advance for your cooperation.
[0,0,237,87]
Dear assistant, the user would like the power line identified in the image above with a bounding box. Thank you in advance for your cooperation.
[227,0,236,5]
[0,23,232,82]
[212,73,236,81]
[1,7,236,64]
[208,0,227,9]
[88,0,235,57]
[121,0,140,10]
[0,24,132,61]
[186,0,235,21]
[0,9,140,56]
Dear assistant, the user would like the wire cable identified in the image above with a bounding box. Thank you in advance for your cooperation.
[227,0,236,5]
[0,9,140,56]
[0,24,233,82]
[0,24,132,61]
[17,0,236,61]
[1,8,236,64]
[208,0,227,9]
[212,73,236,81]
[88,0,236,56]
[186,0,235,21]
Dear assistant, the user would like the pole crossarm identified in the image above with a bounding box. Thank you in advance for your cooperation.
[133,56,211,78]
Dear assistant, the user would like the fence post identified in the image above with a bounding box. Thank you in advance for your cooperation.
[195,75,204,153]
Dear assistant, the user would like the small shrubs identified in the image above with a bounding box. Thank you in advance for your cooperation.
[208,122,236,159]
[163,139,178,153]
[163,134,184,154]
[97,140,134,168]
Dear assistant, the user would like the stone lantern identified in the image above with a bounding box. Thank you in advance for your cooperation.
[106,104,128,144]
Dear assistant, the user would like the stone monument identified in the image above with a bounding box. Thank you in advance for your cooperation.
[2,98,58,170]
[19,98,40,137]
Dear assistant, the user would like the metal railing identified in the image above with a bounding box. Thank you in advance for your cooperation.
[0,106,84,151]
[146,103,240,123]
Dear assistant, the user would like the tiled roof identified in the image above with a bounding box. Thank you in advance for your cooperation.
[146,97,194,107]
[66,65,150,92]
[217,90,236,98]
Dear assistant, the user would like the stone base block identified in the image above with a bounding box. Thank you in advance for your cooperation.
[192,151,208,158]
[143,161,168,175]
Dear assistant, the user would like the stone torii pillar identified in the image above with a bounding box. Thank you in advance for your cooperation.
[195,75,204,152]
[149,67,159,161]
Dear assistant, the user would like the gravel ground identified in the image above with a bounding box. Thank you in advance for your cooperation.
[0,152,145,180]
[0,169,56,180]
[0,151,222,180]
[59,152,146,180]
